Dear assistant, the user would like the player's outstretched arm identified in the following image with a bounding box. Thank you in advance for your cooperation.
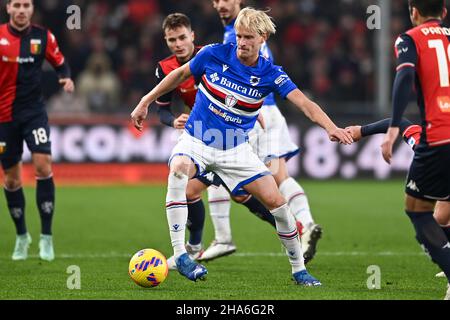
[286,89,353,145]
[346,118,415,142]
[131,63,192,131]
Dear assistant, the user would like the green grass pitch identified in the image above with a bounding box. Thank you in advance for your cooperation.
[0,180,447,300]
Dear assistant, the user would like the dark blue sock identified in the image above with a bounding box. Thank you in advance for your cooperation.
[406,211,450,280]
[241,196,276,228]
[4,187,27,235]
[186,199,205,246]
[442,226,450,242]
[36,177,55,235]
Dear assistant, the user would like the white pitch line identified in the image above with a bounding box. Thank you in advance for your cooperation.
[236,251,426,257]
[1,251,426,259]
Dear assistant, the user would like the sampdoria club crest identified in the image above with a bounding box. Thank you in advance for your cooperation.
[225,94,237,108]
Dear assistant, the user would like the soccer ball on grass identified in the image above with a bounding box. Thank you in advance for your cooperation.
[129,249,168,288]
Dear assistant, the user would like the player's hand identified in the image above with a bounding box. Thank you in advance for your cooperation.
[345,125,362,142]
[131,99,150,131]
[257,112,266,130]
[59,78,74,93]
[328,127,353,145]
[173,113,189,129]
[381,127,399,164]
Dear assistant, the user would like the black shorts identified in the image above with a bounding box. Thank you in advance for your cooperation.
[195,171,250,196]
[0,112,51,170]
[405,143,450,202]
[196,171,223,188]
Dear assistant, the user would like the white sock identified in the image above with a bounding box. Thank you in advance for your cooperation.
[207,185,232,243]
[271,203,305,273]
[279,177,314,228]
[186,242,202,252]
[166,172,189,258]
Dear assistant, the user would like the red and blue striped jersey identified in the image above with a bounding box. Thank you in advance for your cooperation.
[187,43,297,150]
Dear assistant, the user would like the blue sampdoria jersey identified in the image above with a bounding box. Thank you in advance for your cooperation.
[223,19,276,106]
[187,43,297,150]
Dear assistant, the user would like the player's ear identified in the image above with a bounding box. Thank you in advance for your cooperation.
[442,7,447,20]
[261,33,268,42]
[191,30,195,42]
[412,7,420,20]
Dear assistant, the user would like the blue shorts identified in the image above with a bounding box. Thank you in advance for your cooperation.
[0,111,51,170]
[405,143,450,202]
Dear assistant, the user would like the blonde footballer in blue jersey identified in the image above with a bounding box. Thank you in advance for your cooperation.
[131,8,353,285]
[210,0,324,264]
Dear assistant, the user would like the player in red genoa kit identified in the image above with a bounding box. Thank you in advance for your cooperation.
[0,0,74,261]
[346,119,450,279]
[380,0,450,299]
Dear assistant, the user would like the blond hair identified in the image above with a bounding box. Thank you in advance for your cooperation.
[234,7,276,37]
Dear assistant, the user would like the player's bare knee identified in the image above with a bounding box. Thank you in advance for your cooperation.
[169,170,188,181]
[34,165,52,179]
[169,157,196,178]
[3,166,22,190]
[170,163,187,175]
[434,213,448,226]
[232,195,249,203]
[168,157,192,190]
[263,194,286,211]
[4,175,22,190]
[186,185,201,200]
[434,202,450,225]
[273,172,290,186]
[32,154,52,178]
[186,179,208,199]
[405,195,435,212]
[267,159,289,186]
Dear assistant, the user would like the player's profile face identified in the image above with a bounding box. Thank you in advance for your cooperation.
[7,0,34,28]
[212,0,241,21]
[235,27,264,62]
[164,26,195,62]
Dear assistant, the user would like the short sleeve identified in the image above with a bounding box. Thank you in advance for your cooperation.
[189,44,215,78]
[394,34,417,72]
[270,67,297,99]
[45,30,65,67]
[155,63,164,83]
[155,63,172,106]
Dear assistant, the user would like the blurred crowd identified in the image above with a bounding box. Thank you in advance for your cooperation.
[0,0,422,116]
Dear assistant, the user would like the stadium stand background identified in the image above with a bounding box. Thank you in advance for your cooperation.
[0,0,413,115]
[0,0,438,182]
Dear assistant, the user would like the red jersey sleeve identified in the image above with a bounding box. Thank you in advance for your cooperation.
[45,30,65,67]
